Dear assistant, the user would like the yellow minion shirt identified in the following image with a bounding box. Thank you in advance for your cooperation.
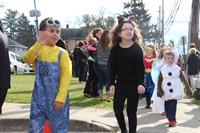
[22,42,72,103]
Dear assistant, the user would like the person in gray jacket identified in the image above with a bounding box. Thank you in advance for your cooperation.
[94,30,111,102]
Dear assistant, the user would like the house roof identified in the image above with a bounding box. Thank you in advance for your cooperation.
[9,39,28,49]
[61,28,91,40]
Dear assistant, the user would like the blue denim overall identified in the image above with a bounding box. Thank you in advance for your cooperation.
[29,50,69,133]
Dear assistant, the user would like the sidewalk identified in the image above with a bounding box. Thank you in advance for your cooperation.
[1,97,200,133]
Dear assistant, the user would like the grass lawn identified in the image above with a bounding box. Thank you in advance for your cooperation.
[6,74,113,108]
[193,99,200,107]
[6,75,200,108]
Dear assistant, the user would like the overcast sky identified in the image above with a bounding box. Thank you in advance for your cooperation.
[0,0,193,43]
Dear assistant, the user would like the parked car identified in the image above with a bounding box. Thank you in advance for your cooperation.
[24,63,35,74]
[9,51,34,74]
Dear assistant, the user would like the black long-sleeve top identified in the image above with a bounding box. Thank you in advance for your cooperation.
[109,43,145,87]
[76,48,87,65]
[0,34,11,90]
[187,54,200,75]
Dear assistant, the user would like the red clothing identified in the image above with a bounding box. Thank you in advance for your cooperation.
[144,55,156,71]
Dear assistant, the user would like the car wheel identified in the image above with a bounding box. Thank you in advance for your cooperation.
[10,69,14,74]
[14,67,18,75]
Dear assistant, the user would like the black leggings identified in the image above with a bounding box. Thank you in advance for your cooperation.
[0,89,8,115]
[83,60,98,96]
[113,82,139,133]
[78,62,85,82]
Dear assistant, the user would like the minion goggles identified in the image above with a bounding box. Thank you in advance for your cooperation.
[40,18,61,30]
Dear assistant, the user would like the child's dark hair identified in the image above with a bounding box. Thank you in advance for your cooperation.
[83,40,88,45]
[77,41,85,47]
[189,43,195,49]
[164,51,175,59]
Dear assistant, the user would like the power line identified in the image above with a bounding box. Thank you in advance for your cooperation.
[164,0,182,35]
[164,0,179,29]
[164,1,175,13]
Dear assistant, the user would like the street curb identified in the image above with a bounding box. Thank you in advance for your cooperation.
[0,119,118,132]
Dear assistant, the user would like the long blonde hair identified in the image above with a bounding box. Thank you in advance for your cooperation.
[86,28,103,42]
[157,44,167,59]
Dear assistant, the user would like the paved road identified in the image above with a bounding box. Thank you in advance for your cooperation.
[1,97,200,133]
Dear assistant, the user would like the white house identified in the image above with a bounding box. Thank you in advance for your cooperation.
[9,39,28,56]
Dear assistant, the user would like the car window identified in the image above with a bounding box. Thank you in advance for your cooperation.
[16,55,24,63]
[19,57,25,63]
[9,54,15,60]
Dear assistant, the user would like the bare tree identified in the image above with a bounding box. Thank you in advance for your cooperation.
[82,14,93,28]
[81,11,115,30]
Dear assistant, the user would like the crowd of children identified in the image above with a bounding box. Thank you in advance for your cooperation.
[67,17,194,132]
[5,16,194,133]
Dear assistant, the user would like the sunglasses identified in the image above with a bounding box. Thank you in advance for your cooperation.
[40,18,61,30]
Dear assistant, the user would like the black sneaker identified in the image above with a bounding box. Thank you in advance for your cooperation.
[145,105,151,109]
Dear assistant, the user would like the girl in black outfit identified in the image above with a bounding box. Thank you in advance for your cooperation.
[76,41,87,83]
[83,28,103,97]
[109,18,145,133]
[83,38,98,97]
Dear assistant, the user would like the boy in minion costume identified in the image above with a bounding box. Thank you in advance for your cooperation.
[23,17,72,133]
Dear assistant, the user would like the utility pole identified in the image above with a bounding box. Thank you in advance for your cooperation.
[189,0,200,50]
[29,0,41,34]
[33,0,39,33]
[161,0,164,43]
[157,6,161,48]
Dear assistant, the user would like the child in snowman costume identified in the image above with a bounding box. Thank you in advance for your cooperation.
[157,50,193,127]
